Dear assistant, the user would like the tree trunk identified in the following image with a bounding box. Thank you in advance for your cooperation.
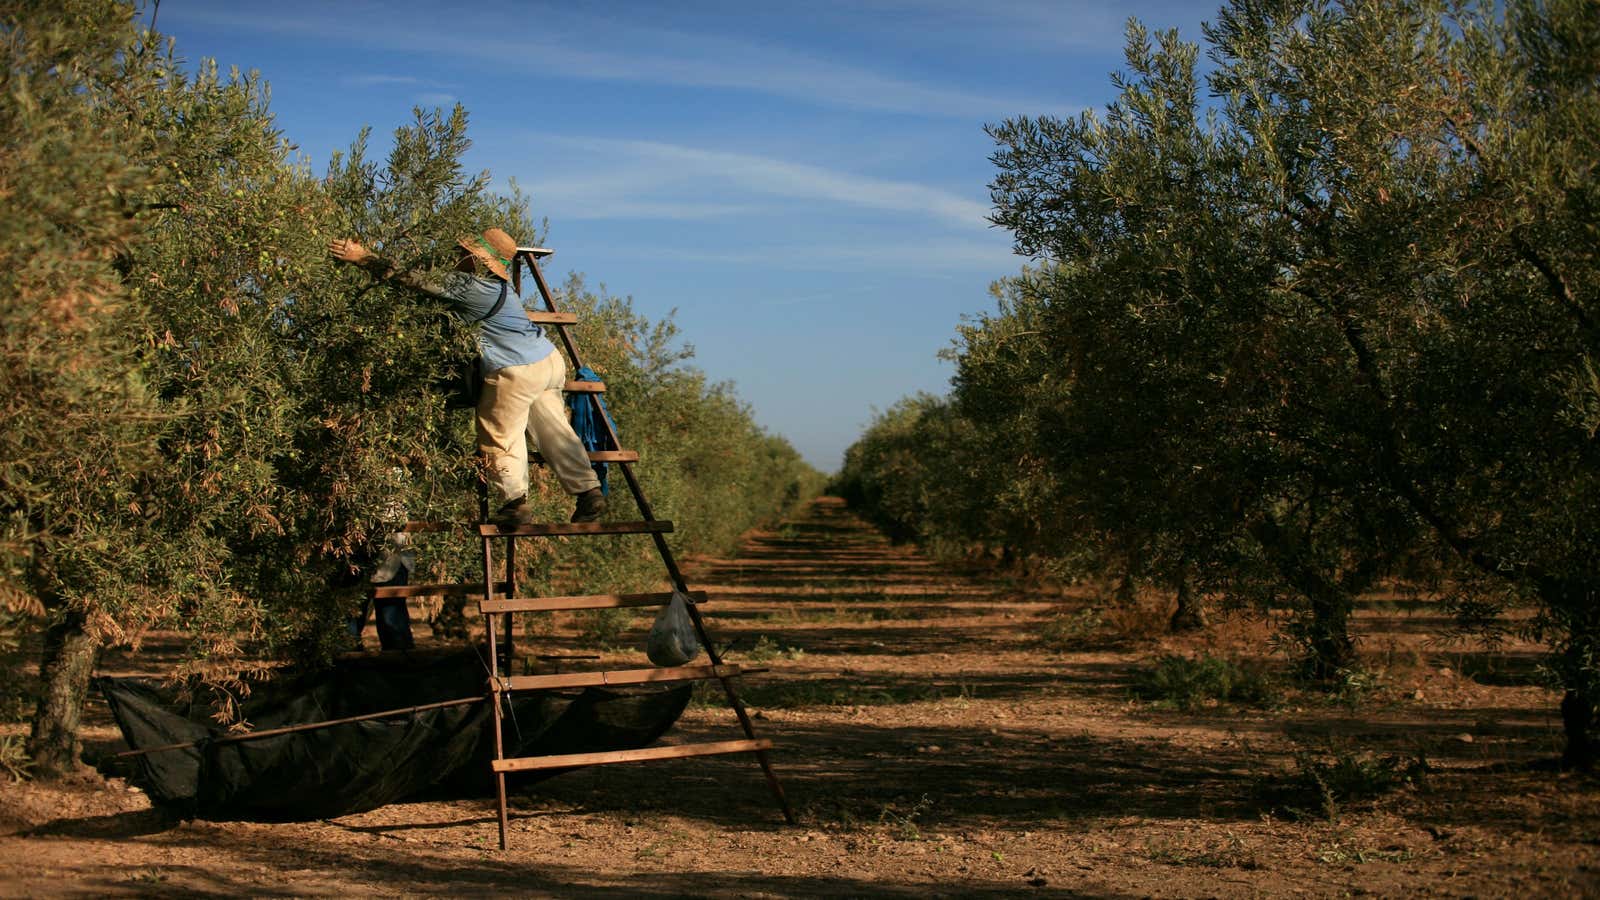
[1551,582,1600,770]
[1169,574,1208,633]
[28,609,100,779]
[1114,571,1136,607]
[1250,519,1356,682]
[1302,582,1356,681]
[1561,689,1596,770]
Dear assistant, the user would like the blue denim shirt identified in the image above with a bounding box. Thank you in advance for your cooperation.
[438,272,557,375]
[364,257,558,374]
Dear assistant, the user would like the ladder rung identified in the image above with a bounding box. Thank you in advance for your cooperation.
[527,311,577,325]
[372,581,511,599]
[564,380,606,393]
[477,520,672,537]
[480,590,706,614]
[532,449,639,464]
[492,739,773,773]
[498,663,747,692]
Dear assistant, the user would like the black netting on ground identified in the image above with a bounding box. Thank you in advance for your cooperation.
[98,649,690,821]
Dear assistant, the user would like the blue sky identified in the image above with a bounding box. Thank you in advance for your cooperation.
[153,0,1215,472]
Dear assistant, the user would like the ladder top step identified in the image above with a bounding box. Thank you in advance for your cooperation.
[564,380,606,393]
[478,520,672,537]
[497,663,751,692]
[480,590,706,614]
[492,739,773,774]
[516,246,555,259]
[527,311,577,325]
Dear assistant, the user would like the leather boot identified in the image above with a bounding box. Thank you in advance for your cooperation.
[491,495,534,528]
[571,487,607,523]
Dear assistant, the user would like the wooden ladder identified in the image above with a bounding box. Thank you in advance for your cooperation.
[468,246,793,850]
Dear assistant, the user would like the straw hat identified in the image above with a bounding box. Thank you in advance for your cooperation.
[459,227,517,280]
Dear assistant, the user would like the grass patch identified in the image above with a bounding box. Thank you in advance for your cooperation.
[1037,609,1105,651]
[805,793,936,840]
[1269,747,1429,822]
[1132,654,1281,710]
[877,793,934,841]
[742,635,806,663]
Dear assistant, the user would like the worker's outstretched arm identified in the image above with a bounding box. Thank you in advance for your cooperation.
[328,238,449,301]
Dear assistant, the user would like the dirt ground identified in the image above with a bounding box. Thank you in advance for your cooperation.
[3,496,1598,898]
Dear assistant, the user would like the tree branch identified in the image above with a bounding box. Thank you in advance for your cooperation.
[1510,228,1598,341]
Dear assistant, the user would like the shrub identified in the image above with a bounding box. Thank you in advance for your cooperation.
[1279,748,1428,822]
[1037,609,1106,651]
[1133,654,1279,710]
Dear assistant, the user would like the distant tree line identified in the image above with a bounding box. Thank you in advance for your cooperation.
[2,1,822,776]
[834,0,1599,765]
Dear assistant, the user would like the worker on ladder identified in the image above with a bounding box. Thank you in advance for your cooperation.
[329,228,606,526]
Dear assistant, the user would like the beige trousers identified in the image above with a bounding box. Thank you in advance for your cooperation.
[476,352,601,504]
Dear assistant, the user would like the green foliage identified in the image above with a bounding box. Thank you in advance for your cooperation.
[0,610,36,722]
[1,0,178,627]
[1133,654,1280,711]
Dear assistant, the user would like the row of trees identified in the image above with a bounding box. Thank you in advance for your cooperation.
[3,1,820,776]
[836,0,1598,764]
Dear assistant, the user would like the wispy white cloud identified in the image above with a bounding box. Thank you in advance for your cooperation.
[342,74,426,87]
[166,4,1071,119]
[521,137,993,231]
[614,236,1018,273]
[854,0,1142,49]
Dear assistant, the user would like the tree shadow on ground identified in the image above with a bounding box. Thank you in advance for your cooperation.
[499,717,1281,830]
[53,836,1138,899]
[701,658,1141,709]
[1447,650,1550,687]
[23,807,179,840]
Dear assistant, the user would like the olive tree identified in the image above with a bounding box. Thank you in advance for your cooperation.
[984,0,1599,757]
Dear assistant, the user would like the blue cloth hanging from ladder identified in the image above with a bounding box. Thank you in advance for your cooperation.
[566,366,617,494]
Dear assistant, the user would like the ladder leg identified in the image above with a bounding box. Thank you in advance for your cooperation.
[503,536,518,665]
[483,536,511,850]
